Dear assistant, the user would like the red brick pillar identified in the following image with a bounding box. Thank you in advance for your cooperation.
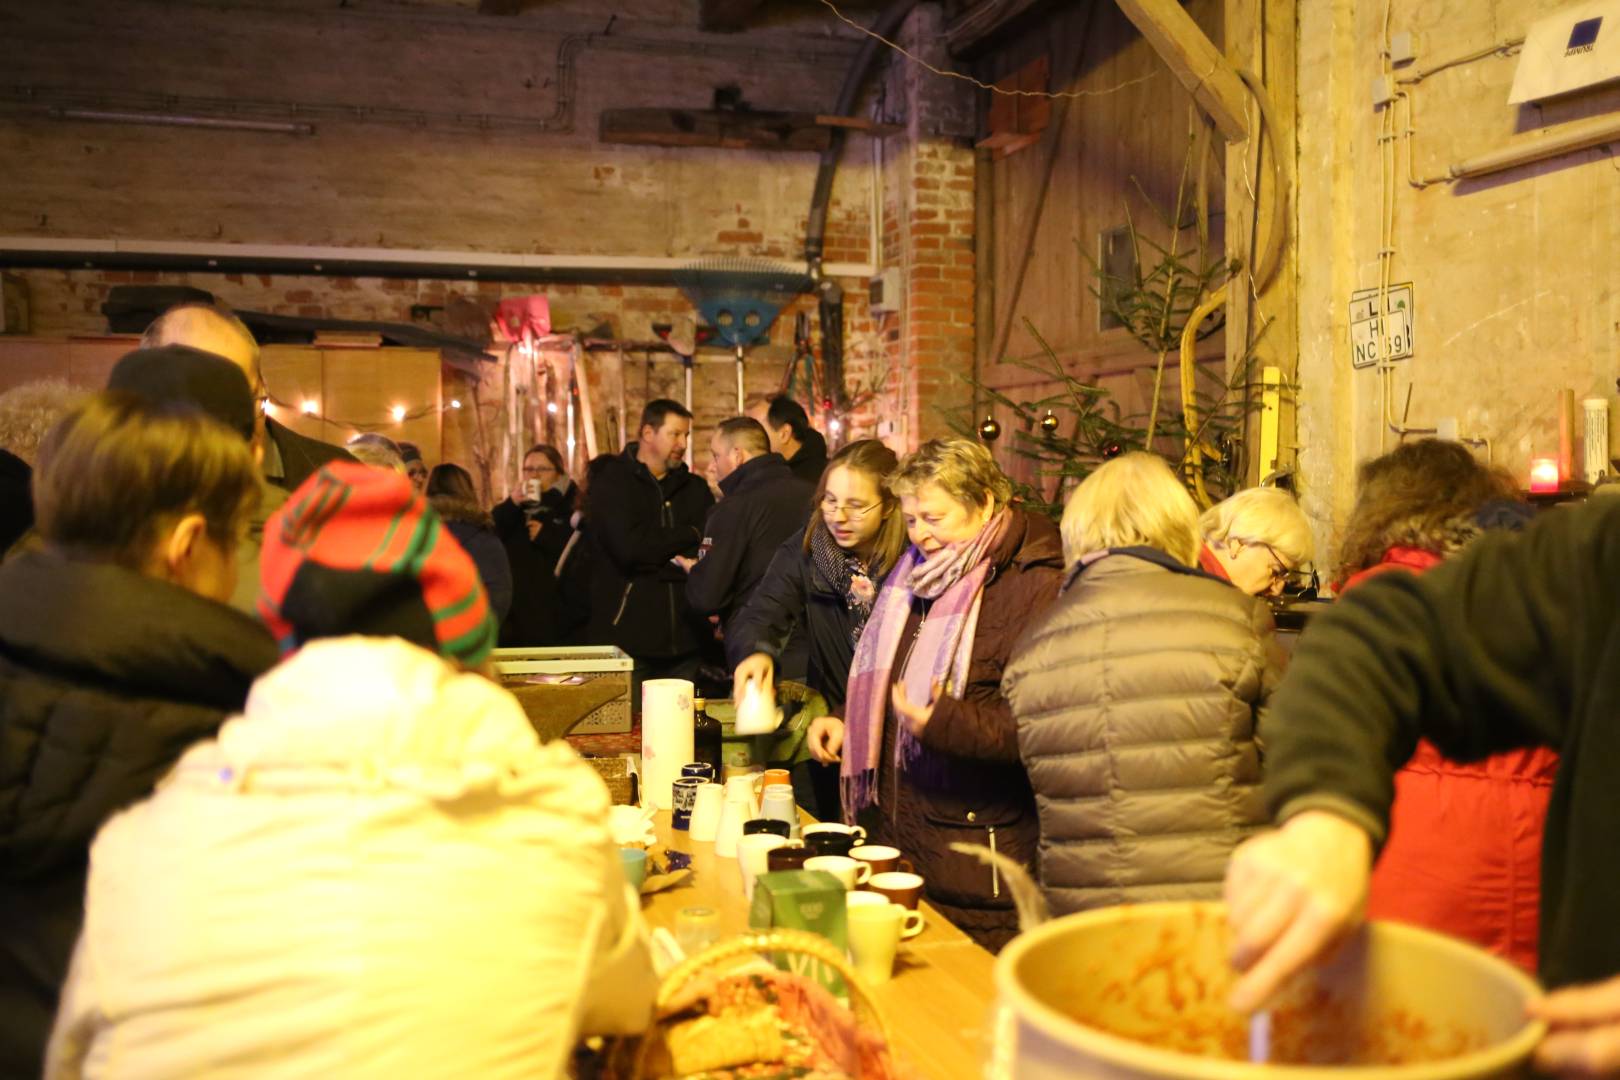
[889,5,977,445]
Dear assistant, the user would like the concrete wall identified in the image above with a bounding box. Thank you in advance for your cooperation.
[1294,0,1620,554]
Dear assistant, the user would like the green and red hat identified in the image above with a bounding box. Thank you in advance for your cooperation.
[260,461,498,665]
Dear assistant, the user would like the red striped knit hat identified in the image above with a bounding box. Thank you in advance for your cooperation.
[259,461,498,665]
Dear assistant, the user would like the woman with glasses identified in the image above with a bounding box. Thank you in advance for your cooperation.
[805,438,1063,951]
[1197,486,1314,597]
[1335,437,1551,972]
[728,439,909,819]
[1002,453,1285,917]
[492,444,580,645]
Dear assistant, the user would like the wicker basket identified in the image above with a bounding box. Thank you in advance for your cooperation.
[631,929,893,1079]
[583,755,636,805]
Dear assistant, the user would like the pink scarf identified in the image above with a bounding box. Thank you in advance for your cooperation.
[840,508,1010,821]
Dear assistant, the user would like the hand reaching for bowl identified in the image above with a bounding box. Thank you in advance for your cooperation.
[1530,975,1620,1077]
[1224,810,1373,1013]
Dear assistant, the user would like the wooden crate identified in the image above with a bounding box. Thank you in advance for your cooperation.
[491,646,632,737]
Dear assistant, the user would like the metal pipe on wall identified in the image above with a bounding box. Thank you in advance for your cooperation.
[1436,112,1620,182]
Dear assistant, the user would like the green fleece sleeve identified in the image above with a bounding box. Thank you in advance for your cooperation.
[1262,496,1620,844]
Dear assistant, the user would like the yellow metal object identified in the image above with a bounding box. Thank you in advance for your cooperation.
[1179,287,1228,508]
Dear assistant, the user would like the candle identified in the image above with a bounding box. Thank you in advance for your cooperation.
[1529,458,1560,493]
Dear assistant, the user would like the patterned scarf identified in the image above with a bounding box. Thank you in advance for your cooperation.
[809,523,878,647]
[840,508,1010,821]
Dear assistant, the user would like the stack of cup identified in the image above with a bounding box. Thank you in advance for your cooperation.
[760,784,797,839]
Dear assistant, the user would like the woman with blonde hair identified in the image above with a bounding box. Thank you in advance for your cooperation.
[1198,486,1314,597]
[806,437,1063,950]
[1002,452,1284,914]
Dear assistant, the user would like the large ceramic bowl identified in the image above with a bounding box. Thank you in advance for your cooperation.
[993,901,1545,1079]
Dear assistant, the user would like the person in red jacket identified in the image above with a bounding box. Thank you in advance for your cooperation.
[1334,438,1552,971]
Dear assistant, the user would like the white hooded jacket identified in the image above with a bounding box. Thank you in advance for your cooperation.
[46,636,654,1079]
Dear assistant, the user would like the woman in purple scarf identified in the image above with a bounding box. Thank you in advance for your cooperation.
[808,438,1062,951]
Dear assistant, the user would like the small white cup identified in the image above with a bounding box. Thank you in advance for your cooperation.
[803,854,871,891]
[846,903,905,984]
[738,833,787,901]
[687,782,724,842]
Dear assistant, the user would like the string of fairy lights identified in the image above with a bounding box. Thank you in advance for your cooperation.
[259,388,464,433]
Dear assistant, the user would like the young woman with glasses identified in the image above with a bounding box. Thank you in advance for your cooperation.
[727,439,908,819]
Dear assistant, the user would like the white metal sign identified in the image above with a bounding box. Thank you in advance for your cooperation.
[1349,283,1414,369]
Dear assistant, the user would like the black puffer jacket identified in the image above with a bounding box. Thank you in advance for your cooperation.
[0,549,278,1076]
[584,446,714,660]
[685,453,813,647]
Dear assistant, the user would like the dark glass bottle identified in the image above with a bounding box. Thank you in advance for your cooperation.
[693,697,723,773]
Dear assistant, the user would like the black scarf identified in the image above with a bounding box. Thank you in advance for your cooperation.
[809,524,877,647]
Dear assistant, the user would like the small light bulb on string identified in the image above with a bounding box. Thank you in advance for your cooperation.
[391,405,406,423]
[1040,410,1059,436]
[829,417,842,434]
[301,399,319,416]
[978,415,1002,443]
[547,402,559,415]
[449,399,462,410]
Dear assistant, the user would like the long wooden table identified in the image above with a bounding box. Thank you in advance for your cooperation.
[641,812,1000,1080]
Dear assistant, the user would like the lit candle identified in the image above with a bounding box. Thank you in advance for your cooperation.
[1529,457,1560,493]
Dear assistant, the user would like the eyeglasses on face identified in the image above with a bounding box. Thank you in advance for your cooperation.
[821,496,877,520]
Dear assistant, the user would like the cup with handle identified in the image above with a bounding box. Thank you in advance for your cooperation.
[868,870,924,910]
[803,854,871,891]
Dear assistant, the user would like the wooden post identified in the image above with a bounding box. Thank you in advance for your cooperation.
[1114,0,1252,142]
[1225,0,1299,486]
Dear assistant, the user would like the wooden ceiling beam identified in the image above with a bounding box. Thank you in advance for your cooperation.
[1114,0,1251,142]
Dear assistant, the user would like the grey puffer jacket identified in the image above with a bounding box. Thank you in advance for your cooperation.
[1001,547,1284,915]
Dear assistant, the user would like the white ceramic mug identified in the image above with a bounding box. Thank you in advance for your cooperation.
[737,833,787,901]
[847,892,925,939]
[846,903,905,984]
[803,854,871,891]
[715,791,753,859]
[687,783,724,842]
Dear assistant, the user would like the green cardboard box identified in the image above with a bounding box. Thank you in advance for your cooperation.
[748,869,848,998]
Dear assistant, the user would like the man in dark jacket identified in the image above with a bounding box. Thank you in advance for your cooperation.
[752,395,828,486]
[1224,494,1620,1077]
[584,399,714,682]
[685,417,813,666]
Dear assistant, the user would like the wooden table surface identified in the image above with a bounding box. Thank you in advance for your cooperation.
[641,812,1000,1080]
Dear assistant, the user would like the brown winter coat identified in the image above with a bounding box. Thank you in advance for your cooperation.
[858,509,1063,952]
[1001,548,1283,916]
